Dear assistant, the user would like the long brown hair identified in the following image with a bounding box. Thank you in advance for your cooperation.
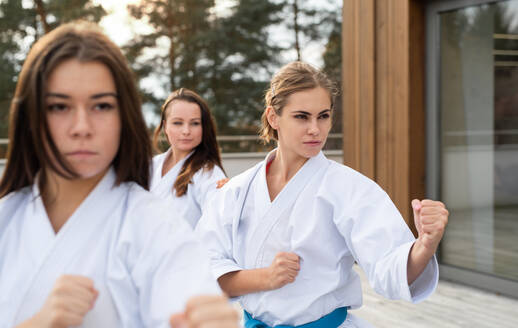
[0,22,151,198]
[260,61,339,143]
[153,88,224,197]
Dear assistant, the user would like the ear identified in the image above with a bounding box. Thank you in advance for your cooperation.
[266,106,279,130]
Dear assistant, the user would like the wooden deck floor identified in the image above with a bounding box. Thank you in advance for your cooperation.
[350,265,518,328]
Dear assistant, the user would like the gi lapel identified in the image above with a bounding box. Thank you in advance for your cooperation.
[13,168,129,324]
[151,149,193,198]
[231,161,262,261]
[249,151,329,267]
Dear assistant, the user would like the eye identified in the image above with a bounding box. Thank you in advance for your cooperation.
[47,103,68,112]
[318,113,330,119]
[191,121,201,126]
[94,102,115,111]
[172,121,183,126]
[294,114,308,120]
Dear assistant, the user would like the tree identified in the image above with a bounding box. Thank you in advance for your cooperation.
[125,0,283,136]
[204,0,283,135]
[322,12,342,139]
[281,0,339,62]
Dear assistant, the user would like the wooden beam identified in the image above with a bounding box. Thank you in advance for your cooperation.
[342,0,376,179]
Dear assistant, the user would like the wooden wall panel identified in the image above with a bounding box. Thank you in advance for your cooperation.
[342,0,425,233]
[342,0,375,179]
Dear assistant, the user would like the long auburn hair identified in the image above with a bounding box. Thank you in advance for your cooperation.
[0,22,151,198]
[153,88,224,197]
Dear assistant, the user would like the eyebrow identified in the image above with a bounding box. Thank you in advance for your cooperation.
[170,117,202,120]
[45,92,118,99]
[292,109,331,115]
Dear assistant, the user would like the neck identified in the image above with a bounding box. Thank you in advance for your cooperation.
[269,145,308,183]
[41,168,107,233]
[171,147,192,166]
[163,147,192,175]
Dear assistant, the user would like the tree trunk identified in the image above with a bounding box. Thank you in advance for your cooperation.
[293,0,301,61]
[34,0,51,34]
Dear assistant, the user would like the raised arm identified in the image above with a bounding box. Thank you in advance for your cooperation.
[407,199,448,285]
[332,174,440,303]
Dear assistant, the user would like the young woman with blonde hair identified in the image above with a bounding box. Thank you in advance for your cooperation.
[196,61,448,327]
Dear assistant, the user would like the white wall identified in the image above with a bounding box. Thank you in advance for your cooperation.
[0,151,344,179]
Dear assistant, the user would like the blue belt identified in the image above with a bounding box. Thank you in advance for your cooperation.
[243,307,347,328]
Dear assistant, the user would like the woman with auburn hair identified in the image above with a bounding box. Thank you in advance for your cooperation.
[0,22,237,328]
[151,88,226,229]
[196,61,449,327]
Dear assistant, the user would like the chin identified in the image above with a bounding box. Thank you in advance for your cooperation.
[73,166,110,180]
[304,148,322,158]
[296,151,317,159]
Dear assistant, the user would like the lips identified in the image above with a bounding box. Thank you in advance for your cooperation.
[66,150,97,158]
[303,141,322,145]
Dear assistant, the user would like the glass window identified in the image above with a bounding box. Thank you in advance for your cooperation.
[439,0,518,281]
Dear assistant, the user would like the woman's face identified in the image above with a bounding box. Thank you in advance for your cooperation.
[45,59,121,179]
[268,86,332,160]
[163,100,203,155]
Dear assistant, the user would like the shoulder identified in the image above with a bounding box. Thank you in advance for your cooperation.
[325,160,377,187]
[125,183,171,218]
[0,186,31,208]
[152,152,167,166]
[0,186,32,232]
[319,160,386,200]
[204,161,262,203]
[119,182,177,234]
[193,163,226,182]
[223,161,262,190]
[119,182,195,244]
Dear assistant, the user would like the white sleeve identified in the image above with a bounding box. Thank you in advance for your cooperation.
[333,178,438,303]
[195,185,244,280]
[192,165,227,212]
[124,199,221,327]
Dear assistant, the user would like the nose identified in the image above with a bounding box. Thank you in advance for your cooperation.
[308,118,320,136]
[70,107,93,138]
[181,123,190,135]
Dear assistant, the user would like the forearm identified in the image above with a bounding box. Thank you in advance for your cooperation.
[218,268,271,297]
[407,240,435,285]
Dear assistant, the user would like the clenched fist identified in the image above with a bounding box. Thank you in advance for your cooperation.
[30,275,98,328]
[412,199,449,255]
[266,252,300,290]
[169,295,239,328]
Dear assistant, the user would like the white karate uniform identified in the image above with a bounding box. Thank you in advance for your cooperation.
[151,149,226,229]
[0,168,220,328]
[196,150,439,328]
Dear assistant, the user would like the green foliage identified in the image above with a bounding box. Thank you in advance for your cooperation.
[0,0,343,146]
[125,0,283,135]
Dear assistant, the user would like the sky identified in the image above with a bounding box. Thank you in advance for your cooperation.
[94,0,239,46]
[94,0,341,66]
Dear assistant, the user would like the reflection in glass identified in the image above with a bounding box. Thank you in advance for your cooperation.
[439,0,518,281]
